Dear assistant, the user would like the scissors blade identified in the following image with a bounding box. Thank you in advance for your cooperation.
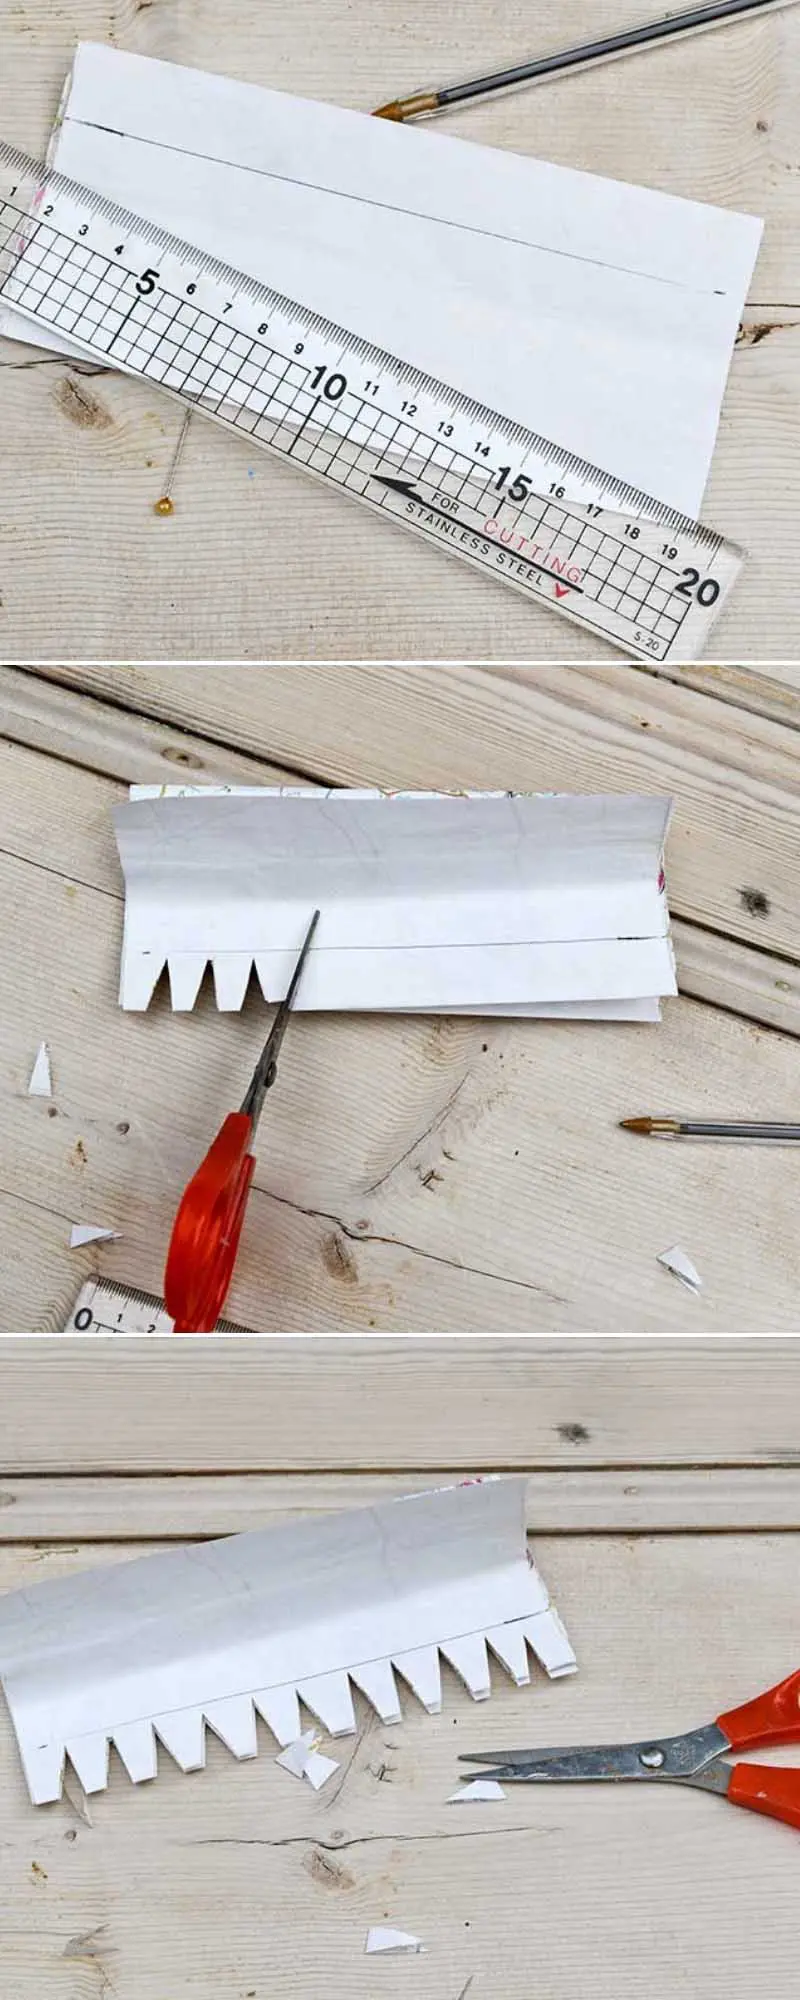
[460,1722,728,1784]
[463,1747,662,1783]
[461,1744,596,1767]
[240,908,320,1126]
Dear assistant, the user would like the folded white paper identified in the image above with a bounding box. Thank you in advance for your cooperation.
[111,786,676,1021]
[2,42,763,513]
[0,1478,575,1805]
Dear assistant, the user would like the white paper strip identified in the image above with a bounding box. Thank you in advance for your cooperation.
[0,1478,575,1805]
[112,787,675,1019]
[2,42,762,514]
[27,1042,52,1097]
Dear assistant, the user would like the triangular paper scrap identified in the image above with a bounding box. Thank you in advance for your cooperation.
[27,1043,52,1097]
[366,1929,425,1955]
[69,1225,120,1249]
[657,1245,703,1295]
[303,1751,339,1790]
[448,1780,506,1802]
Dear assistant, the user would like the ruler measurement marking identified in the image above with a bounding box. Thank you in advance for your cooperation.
[0,143,742,661]
[106,294,147,355]
[327,394,388,486]
[0,164,721,519]
[65,1275,248,1335]
[286,395,320,457]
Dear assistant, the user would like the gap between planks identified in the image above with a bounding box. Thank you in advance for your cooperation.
[0,1468,799,1538]
[21,657,800,736]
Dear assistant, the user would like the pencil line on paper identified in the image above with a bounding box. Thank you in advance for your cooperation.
[139,934,665,954]
[67,117,732,297]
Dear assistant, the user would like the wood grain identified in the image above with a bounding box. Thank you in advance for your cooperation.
[2,670,799,1331]
[1,1340,798,1470]
[4,842,800,1331]
[1,1467,799,1538]
[0,1526,799,1999]
[27,663,800,960]
[0,0,798,660]
[650,659,800,729]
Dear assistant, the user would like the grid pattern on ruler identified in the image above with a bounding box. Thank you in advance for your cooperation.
[389,437,688,647]
[0,193,690,657]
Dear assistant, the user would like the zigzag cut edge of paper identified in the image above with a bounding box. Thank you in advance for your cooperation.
[0,1478,576,1805]
[17,1609,575,1803]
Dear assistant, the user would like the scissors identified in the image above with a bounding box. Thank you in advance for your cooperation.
[460,1668,800,1836]
[164,910,320,1333]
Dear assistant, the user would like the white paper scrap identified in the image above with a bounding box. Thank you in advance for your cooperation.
[366,1929,425,1956]
[657,1245,703,1295]
[3,42,763,514]
[111,787,676,1020]
[275,1730,319,1779]
[275,1731,340,1790]
[303,1751,340,1790]
[448,1780,506,1803]
[69,1225,120,1249]
[27,1043,52,1097]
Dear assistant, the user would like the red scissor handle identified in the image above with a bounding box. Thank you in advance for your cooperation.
[717,1668,800,1752]
[728,1764,800,1834]
[164,1112,255,1333]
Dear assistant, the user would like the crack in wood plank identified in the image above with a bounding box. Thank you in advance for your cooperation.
[253,1184,570,1303]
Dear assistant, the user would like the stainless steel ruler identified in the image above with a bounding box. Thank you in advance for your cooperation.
[0,137,744,661]
[65,1276,247,1335]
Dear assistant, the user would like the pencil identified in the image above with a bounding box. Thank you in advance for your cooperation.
[621,1118,800,1141]
[374,0,792,123]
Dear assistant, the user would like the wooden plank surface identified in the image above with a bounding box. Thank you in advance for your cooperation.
[17,664,800,965]
[3,1467,800,1537]
[0,0,798,660]
[1,1340,799,1470]
[0,1338,797,1998]
[0,1523,799,1998]
[2,664,799,1332]
[4,811,800,1332]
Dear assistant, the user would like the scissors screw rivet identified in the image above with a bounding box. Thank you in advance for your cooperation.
[639,1747,666,1769]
